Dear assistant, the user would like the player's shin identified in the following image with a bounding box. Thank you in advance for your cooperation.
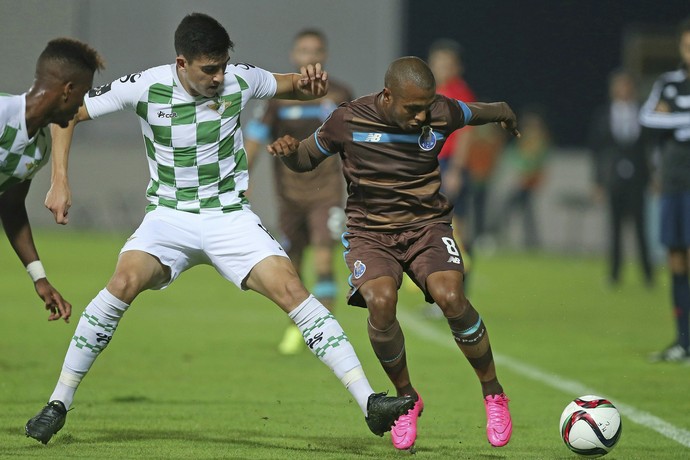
[367,318,412,395]
[447,304,503,396]
[288,295,374,414]
[49,288,129,409]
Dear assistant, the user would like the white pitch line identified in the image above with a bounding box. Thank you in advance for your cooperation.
[397,310,690,449]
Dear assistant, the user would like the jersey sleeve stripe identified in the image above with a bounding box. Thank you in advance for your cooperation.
[314,128,335,156]
[456,100,472,125]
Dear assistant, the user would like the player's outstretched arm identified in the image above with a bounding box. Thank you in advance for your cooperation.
[466,102,521,138]
[45,105,92,225]
[273,63,329,101]
[0,181,72,322]
[267,134,327,172]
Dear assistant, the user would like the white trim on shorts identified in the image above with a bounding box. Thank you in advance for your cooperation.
[120,206,288,290]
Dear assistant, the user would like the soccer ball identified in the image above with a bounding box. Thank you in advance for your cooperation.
[559,395,622,457]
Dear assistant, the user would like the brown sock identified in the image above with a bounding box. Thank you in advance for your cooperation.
[368,318,412,394]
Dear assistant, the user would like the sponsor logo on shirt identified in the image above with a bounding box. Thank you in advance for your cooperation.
[88,83,112,98]
[157,111,178,118]
[119,73,141,84]
[364,133,383,142]
[447,256,462,264]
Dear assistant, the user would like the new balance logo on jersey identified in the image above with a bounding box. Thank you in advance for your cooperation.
[157,111,178,118]
[447,256,462,264]
[364,133,382,142]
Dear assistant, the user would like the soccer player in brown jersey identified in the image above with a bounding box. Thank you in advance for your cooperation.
[245,29,352,355]
[267,56,519,451]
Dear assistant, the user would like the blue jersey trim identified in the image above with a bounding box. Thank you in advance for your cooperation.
[352,131,446,143]
[314,128,335,156]
[244,120,270,143]
[278,105,323,120]
[457,100,472,125]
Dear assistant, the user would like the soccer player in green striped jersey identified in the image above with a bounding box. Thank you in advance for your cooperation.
[0,38,103,323]
[26,13,413,446]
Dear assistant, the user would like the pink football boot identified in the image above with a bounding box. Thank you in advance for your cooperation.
[391,392,424,450]
[484,393,512,447]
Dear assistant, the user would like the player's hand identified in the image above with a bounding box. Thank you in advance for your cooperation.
[45,179,71,225]
[297,63,329,98]
[267,135,301,157]
[500,120,521,138]
[34,278,72,323]
[499,103,521,138]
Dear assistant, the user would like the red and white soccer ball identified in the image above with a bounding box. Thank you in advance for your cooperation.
[559,395,622,457]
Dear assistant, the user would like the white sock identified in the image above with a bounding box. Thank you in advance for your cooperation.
[49,288,129,409]
[289,295,374,414]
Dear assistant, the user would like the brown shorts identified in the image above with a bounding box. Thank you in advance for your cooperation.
[343,223,465,308]
[278,200,342,258]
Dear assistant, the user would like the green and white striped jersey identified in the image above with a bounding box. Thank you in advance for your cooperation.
[0,93,51,195]
[84,63,277,213]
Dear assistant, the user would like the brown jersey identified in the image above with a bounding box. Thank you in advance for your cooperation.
[313,92,470,232]
[260,80,352,206]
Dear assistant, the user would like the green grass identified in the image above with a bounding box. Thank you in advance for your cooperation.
[1,231,689,459]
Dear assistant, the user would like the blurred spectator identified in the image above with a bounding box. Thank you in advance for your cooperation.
[498,106,550,249]
[588,69,653,287]
[244,29,352,354]
[640,17,690,362]
[463,121,507,240]
[428,39,476,260]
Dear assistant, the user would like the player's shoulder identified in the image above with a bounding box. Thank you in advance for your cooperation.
[0,93,22,125]
[432,93,463,112]
[339,93,381,120]
[129,64,174,86]
[345,93,376,110]
[224,62,274,92]
[226,62,269,78]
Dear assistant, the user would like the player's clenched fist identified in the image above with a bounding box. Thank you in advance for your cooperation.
[267,135,300,157]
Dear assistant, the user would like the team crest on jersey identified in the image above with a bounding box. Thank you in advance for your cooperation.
[418,126,437,151]
[353,260,366,279]
[209,99,233,115]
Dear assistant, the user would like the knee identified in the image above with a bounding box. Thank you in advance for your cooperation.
[363,285,398,329]
[434,288,468,318]
[106,271,144,304]
[284,276,310,304]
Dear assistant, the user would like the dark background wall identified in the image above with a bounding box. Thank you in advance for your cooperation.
[403,0,690,147]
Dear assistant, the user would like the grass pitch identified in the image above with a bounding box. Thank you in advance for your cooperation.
[1,231,689,459]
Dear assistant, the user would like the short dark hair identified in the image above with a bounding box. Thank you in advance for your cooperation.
[174,12,234,62]
[293,28,328,48]
[37,38,104,77]
[384,56,436,92]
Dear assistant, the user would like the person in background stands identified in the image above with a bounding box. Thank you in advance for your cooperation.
[640,17,690,362]
[244,29,352,355]
[589,69,653,287]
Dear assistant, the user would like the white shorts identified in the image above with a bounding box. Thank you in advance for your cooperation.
[120,206,288,290]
